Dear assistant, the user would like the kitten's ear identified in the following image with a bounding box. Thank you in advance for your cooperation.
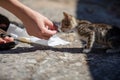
[63,12,68,17]
[63,12,71,19]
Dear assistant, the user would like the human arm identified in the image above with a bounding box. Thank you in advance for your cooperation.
[0,0,57,40]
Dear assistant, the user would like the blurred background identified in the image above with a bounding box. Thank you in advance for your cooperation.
[76,0,120,26]
[0,0,120,26]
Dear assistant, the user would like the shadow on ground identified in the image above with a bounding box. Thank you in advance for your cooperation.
[76,0,120,80]
[0,43,108,54]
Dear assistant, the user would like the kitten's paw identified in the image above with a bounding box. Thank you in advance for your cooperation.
[83,49,91,53]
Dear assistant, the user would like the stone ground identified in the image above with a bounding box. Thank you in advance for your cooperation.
[0,0,120,80]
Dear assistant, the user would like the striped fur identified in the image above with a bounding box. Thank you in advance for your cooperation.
[61,12,120,53]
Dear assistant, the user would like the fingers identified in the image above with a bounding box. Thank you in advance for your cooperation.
[45,29,57,35]
[0,37,14,44]
[40,28,57,40]
[4,36,14,42]
[44,18,57,30]
[41,25,57,36]
[37,18,57,39]
[0,38,5,44]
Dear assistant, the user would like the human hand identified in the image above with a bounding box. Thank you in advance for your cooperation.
[22,11,57,40]
[0,0,57,40]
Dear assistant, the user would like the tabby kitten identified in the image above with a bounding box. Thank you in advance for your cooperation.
[61,12,120,53]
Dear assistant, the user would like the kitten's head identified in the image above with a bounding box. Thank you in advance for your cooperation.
[61,12,78,32]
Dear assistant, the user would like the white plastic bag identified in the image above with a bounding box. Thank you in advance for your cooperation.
[7,23,70,46]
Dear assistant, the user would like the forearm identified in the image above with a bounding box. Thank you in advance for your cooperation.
[0,0,56,39]
[0,0,35,23]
